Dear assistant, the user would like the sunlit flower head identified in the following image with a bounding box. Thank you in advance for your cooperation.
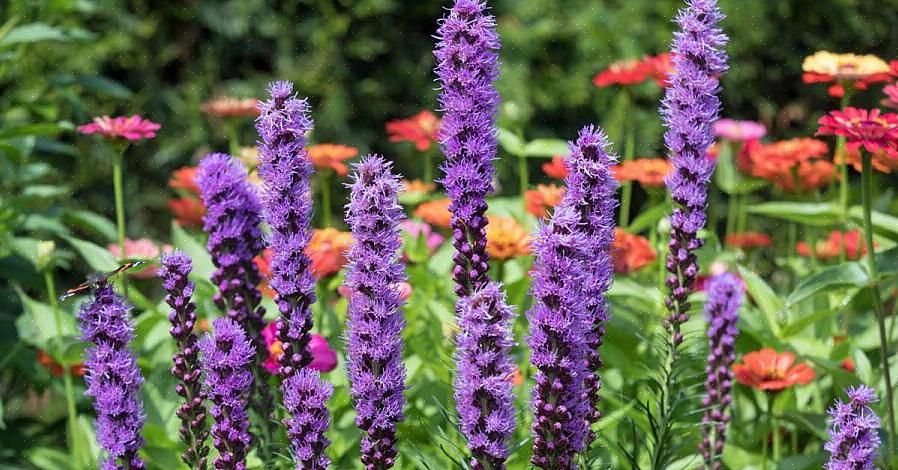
[306,228,353,278]
[402,179,436,195]
[611,228,656,274]
[168,197,205,228]
[725,232,773,249]
[542,155,569,179]
[413,198,452,229]
[106,238,172,279]
[201,97,260,118]
[169,166,200,195]
[817,107,898,156]
[712,119,767,142]
[802,51,890,82]
[839,147,898,174]
[386,110,441,151]
[524,184,565,218]
[797,229,875,261]
[485,216,531,260]
[733,348,815,391]
[307,143,359,177]
[77,115,160,141]
[611,158,673,188]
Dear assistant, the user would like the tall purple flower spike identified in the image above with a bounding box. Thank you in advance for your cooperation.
[454,282,516,470]
[527,204,592,470]
[160,252,209,470]
[198,318,255,470]
[661,0,728,346]
[699,273,742,469]
[77,283,146,470]
[344,156,408,469]
[255,80,318,378]
[824,385,881,470]
[435,0,500,298]
[562,125,618,443]
[195,152,272,421]
[256,81,333,469]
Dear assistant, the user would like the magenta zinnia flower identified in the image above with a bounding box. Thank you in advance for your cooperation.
[816,107,898,156]
[712,119,766,142]
[77,115,161,141]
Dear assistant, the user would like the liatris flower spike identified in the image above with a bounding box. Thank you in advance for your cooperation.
[160,252,209,469]
[699,273,742,470]
[344,156,408,469]
[282,370,333,470]
[454,282,516,470]
[77,282,146,470]
[661,0,729,346]
[198,319,255,470]
[255,80,318,378]
[435,0,500,298]
[528,203,592,469]
[824,385,881,470]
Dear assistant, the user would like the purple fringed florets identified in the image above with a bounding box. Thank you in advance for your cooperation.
[824,385,881,470]
[454,282,516,470]
[255,80,318,378]
[344,156,407,469]
[563,125,618,442]
[661,0,728,345]
[160,252,209,470]
[527,204,591,470]
[282,370,333,470]
[199,319,255,470]
[78,283,146,470]
[699,273,742,469]
[435,0,500,298]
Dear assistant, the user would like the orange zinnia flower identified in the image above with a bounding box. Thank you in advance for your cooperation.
[486,216,531,260]
[168,197,206,228]
[414,198,453,229]
[740,138,834,193]
[796,229,875,261]
[524,184,566,218]
[542,155,568,180]
[386,111,441,151]
[725,232,773,249]
[254,249,276,298]
[307,144,359,177]
[839,147,898,174]
[611,228,657,274]
[402,179,436,195]
[169,166,200,195]
[593,58,650,87]
[201,97,260,118]
[611,158,673,188]
[306,228,353,278]
[733,348,815,391]
[37,350,85,377]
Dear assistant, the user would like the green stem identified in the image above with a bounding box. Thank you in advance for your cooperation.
[112,148,128,294]
[518,156,528,197]
[46,269,81,468]
[619,127,635,228]
[320,170,332,227]
[862,151,897,454]
[725,193,738,237]
[772,414,781,461]
[836,91,850,262]
[423,149,433,183]
[226,120,241,156]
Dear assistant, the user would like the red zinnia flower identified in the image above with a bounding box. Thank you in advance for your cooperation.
[37,350,85,377]
[307,144,359,177]
[611,228,657,274]
[841,358,855,373]
[169,166,200,195]
[739,138,835,193]
[306,228,353,278]
[201,97,260,118]
[796,229,876,261]
[593,58,651,88]
[524,184,565,218]
[386,111,441,151]
[168,197,206,228]
[816,107,898,156]
[733,348,816,391]
[645,52,675,87]
[77,115,160,141]
[414,198,452,229]
[725,232,773,249]
[839,147,898,174]
[542,155,568,180]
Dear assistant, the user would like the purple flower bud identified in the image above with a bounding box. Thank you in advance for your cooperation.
[78,283,146,469]
[824,385,881,470]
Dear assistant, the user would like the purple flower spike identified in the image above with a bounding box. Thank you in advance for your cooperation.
[661,0,728,346]
[199,319,255,470]
[454,282,516,470]
[282,370,333,470]
[825,385,881,470]
[255,81,318,378]
[78,283,146,470]
[562,125,618,442]
[160,252,209,470]
[527,204,592,470]
[699,273,742,469]
[435,0,500,298]
[344,156,408,469]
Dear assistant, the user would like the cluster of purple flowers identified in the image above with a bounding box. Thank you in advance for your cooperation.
[699,273,742,469]
[825,385,881,470]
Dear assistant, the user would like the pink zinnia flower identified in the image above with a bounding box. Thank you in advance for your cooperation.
[261,322,337,374]
[712,119,767,142]
[817,107,898,156]
[77,115,161,141]
[400,220,445,257]
[106,238,172,279]
[882,84,898,110]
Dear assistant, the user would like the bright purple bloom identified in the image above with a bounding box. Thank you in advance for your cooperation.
[699,273,742,469]
[435,0,500,298]
[824,385,881,470]
[712,119,766,142]
[78,283,146,470]
[160,252,209,469]
[198,319,255,470]
[454,282,516,470]
[344,156,408,469]
[562,126,618,443]
[282,370,333,470]
[77,115,160,141]
[661,0,728,346]
[255,81,318,378]
[528,204,592,470]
